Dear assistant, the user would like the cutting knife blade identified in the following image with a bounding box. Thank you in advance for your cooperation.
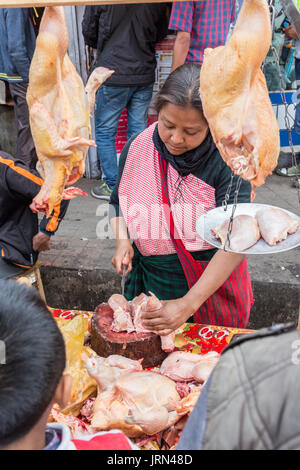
[121,264,126,296]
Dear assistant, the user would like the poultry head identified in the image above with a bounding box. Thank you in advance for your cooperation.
[212,214,261,252]
[26,6,114,216]
[108,292,176,353]
[200,0,280,193]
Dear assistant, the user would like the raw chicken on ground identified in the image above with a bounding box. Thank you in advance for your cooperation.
[85,354,193,437]
[160,351,219,383]
[200,0,279,192]
[212,214,261,251]
[256,208,299,246]
[108,292,176,352]
[27,6,113,216]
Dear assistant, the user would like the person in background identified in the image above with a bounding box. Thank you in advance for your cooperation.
[276,19,300,177]
[82,3,170,200]
[177,322,300,450]
[169,0,236,72]
[0,8,44,169]
[0,150,68,277]
[0,279,138,450]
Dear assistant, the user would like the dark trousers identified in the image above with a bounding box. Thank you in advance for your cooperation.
[9,81,37,169]
[295,58,300,136]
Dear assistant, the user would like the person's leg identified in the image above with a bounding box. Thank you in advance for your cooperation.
[293,58,300,166]
[9,81,37,169]
[294,58,300,140]
[93,86,129,196]
[126,84,154,140]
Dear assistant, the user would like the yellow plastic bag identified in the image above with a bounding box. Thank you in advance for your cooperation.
[55,315,97,416]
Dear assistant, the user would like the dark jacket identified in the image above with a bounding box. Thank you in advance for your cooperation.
[0,151,68,267]
[177,322,300,450]
[0,8,39,82]
[82,4,169,86]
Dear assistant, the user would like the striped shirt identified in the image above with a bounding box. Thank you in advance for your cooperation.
[169,0,236,64]
[111,123,251,257]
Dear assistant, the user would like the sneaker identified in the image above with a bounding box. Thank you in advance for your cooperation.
[275,165,300,177]
[90,181,113,200]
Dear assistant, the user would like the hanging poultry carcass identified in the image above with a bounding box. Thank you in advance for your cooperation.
[200,0,280,193]
[212,214,261,251]
[26,7,114,216]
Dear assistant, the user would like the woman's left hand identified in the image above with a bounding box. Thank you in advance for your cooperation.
[141,297,194,335]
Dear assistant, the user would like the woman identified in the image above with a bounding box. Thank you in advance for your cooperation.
[109,63,253,335]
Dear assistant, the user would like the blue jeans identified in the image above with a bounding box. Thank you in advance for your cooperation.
[94,84,154,189]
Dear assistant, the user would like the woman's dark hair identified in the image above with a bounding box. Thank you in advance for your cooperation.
[0,280,66,447]
[154,63,203,114]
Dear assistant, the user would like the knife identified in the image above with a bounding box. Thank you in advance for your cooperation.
[121,264,127,297]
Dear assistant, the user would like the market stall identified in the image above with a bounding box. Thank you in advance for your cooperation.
[1,0,299,452]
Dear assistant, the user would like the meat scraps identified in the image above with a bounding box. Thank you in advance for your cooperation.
[256,208,299,246]
[85,353,192,437]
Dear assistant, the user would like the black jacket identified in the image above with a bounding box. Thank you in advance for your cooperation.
[177,323,300,450]
[82,4,170,86]
[0,151,68,267]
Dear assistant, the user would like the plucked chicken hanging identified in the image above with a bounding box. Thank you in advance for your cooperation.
[199,0,280,193]
[26,6,113,216]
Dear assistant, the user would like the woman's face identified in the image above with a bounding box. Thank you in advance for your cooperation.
[158,103,209,155]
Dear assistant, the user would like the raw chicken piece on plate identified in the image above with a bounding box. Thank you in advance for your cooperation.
[212,214,261,252]
[256,208,299,246]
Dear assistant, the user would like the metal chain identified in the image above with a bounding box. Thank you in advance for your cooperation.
[223,176,243,251]
[222,172,234,212]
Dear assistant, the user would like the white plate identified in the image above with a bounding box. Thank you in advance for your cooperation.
[195,203,300,254]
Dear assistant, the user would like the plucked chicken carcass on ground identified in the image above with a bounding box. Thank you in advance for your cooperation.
[200,0,280,192]
[108,293,176,352]
[256,208,299,246]
[212,214,261,251]
[85,353,202,437]
[27,6,113,216]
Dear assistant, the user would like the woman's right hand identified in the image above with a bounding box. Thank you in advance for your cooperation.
[111,239,134,275]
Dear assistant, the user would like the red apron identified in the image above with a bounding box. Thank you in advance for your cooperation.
[158,155,253,328]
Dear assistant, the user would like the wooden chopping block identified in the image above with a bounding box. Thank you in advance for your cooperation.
[90,303,168,368]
